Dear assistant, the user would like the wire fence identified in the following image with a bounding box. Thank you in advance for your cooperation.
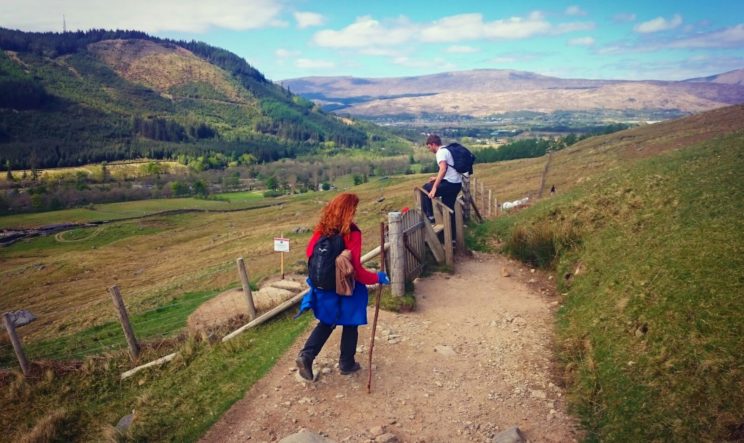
[0,283,257,371]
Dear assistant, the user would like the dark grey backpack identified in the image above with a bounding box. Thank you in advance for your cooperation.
[308,234,345,291]
[444,143,476,175]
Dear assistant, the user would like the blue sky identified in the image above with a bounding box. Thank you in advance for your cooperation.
[2,0,743,81]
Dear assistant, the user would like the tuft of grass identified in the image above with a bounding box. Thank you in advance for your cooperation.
[475,133,744,441]
[503,218,581,269]
[376,286,416,313]
[18,408,75,443]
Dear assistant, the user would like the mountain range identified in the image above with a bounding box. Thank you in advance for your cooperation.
[0,29,401,169]
[281,69,744,121]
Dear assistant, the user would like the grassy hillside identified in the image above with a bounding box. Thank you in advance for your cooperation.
[0,29,407,169]
[469,117,744,439]
[1,105,742,441]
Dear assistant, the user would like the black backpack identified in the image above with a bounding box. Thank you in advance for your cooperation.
[308,233,345,291]
[443,143,476,175]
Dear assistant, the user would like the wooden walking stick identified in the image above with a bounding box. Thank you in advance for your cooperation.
[367,221,385,393]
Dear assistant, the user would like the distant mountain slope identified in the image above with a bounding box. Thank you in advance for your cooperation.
[87,39,248,102]
[282,69,744,119]
[683,68,744,86]
[0,29,401,168]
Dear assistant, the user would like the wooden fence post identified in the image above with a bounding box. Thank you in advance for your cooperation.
[2,313,30,376]
[414,188,422,213]
[480,181,485,213]
[488,189,492,217]
[461,175,472,221]
[538,151,552,198]
[494,196,499,216]
[236,257,257,321]
[433,196,443,226]
[388,212,405,297]
[471,177,477,208]
[109,285,140,361]
[455,200,465,255]
[441,204,454,267]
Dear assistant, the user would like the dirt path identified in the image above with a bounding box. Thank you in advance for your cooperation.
[200,252,581,442]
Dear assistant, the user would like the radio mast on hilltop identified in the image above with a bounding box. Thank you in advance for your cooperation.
[63,14,66,33]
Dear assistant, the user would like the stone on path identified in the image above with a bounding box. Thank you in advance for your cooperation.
[434,345,457,356]
[279,429,336,443]
[115,411,135,433]
[492,426,526,443]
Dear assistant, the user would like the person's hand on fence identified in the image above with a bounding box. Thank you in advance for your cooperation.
[377,271,390,285]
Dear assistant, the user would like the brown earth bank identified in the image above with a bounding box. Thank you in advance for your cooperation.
[200,252,581,442]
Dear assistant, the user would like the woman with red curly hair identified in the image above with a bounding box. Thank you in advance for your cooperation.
[296,192,389,381]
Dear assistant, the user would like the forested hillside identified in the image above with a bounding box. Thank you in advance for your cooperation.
[0,29,405,169]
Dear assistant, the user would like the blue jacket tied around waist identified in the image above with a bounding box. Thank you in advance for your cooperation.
[297,278,368,326]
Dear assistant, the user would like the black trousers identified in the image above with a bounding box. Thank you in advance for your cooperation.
[300,321,358,371]
[422,180,461,238]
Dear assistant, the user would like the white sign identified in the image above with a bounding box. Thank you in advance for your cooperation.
[274,237,290,252]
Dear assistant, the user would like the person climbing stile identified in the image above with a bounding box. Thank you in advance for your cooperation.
[421,134,467,243]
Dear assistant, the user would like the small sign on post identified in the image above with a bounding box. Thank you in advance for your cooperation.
[274,236,290,279]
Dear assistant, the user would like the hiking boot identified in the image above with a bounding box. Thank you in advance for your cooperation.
[296,354,314,381]
[339,362,361,375]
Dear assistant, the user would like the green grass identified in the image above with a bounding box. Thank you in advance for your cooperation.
[0,194,270,229]
[470,133,744,441]
[211,190,264,202]
[3,219,170,255]
[0,290,219,367]
[1,312,312,442]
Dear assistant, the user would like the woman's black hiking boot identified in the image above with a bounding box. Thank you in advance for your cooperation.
[296,354,314,381]
[339,362,361,375]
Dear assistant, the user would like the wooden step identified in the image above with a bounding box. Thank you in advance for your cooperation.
[432,224,444,234]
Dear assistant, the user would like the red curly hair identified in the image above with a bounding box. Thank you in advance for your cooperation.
[315,192,359,236]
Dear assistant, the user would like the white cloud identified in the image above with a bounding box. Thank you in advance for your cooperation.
[275,48,299,58]
[569,37,595,46]
[312,11,569,49]
[668,24,744,48]
[0,0,285,33]
[613,13,637,23]
[600,23,744,54]
[312,11,598,51]
[295,58,335,69]
[554,22,595,34]
[634,14,683,33]
[565,6,587,17]
[360,48,403,57]
[420,13,552,42]
[446,45,479,53]
[293,11,325,29]
[313,15,416,48]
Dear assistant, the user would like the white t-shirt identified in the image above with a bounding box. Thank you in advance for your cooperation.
[436,147,462,184]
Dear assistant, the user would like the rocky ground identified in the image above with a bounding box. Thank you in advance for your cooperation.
[200,252,581,443]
